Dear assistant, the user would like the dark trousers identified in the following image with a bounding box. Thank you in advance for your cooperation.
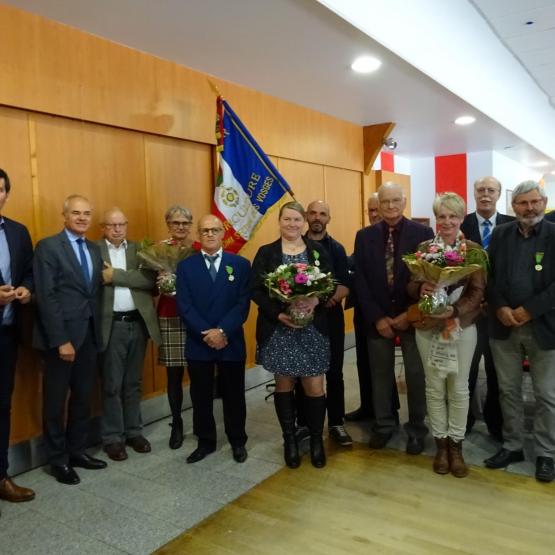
[187,359,247,449]
[0,325,18,478]
[42,325,98,465]
[468,317,503,434]
[100,319,148,444]
[353,306,373,413]
[296,307,345,427]
[369,329,427,438]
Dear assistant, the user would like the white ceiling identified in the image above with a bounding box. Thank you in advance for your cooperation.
[3,0,555,174]
[472,0,555,106]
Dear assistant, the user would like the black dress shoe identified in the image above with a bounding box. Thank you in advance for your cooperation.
[69,453,108,470]
[186,445,216,464]
[484,448,524,469]
[368,431,392,449]
[406,436,425,455]
[126,435,152,453]
[51,464,80,485]
[232,446,248,463]
[535,457,555,483]
[345,407,373,422]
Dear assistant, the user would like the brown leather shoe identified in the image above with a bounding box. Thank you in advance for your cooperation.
[104,442,128,461]
[433,437,449,474]
[448,438,469,478]
[0,477,35,502]
[126,435,151,453]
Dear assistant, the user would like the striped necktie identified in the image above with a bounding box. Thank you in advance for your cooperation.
[481,220,492,249]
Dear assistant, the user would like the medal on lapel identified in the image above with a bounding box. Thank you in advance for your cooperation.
[225,265,235,281]
[535,251,544,272]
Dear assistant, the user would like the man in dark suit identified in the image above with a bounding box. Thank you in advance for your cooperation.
[33,194,107,485]
[176,214,251,464]
[0,168,35,508]
[485,181,555,483]
[355,182,433,454]
[460,176,514,439]
[98,208,162,461]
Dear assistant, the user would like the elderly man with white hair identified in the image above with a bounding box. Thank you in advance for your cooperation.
[485,180,555,483]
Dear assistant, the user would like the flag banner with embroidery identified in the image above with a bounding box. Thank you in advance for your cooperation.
[213,96,294,252]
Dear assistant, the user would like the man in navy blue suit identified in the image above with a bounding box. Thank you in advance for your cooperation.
[0,168,35,508]
[355,182,433,454]
[176,214,251,464]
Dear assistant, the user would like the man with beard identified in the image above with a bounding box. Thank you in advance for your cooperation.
[296,200,352,446]
[461,176,514,439]
[485,181,555,483]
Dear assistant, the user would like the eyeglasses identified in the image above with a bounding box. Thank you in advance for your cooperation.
[380,198,403,206]
[476,187,499,195]
[200,227,224,236]
[168,220,192,227]
[513,199,544,208]
[103,222,128,228]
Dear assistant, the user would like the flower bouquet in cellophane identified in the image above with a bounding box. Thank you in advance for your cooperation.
[137,238,194,295]
[265,257,335,327]
[403,234,488,315]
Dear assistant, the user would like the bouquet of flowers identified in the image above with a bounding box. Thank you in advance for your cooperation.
[264,258,335,326]
[137,238,194,295]
[403,233,488,315]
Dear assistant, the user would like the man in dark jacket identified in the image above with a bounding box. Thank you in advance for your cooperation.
[485,180,555,483]
[355,182,433,454]
[460,176,514,439]
[0,168,35,508]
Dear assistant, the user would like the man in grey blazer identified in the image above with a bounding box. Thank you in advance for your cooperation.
[98,208,161,461]
[485,181,555,483]
[34,195,107,485]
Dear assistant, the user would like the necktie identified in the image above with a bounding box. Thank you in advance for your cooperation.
[481,220,492,250]
[385,227,395,288]
[205,254,219,282]
[76,238,91,285]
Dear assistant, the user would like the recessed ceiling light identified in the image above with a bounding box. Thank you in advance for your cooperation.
[551,170,555,175]
[454,115,476,126]
[530,161,549,167]
[351,56,382,74]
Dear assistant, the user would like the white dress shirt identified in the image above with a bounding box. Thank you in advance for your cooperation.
[201,248,223,272]
[106,239,136,312]
[475,212,498,242]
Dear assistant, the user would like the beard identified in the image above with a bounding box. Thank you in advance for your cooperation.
[309,222,324,232]
[517,213,544,228]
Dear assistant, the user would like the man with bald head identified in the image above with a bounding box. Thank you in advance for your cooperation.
[34,195,107,484]
[367,193,382,226]
[176,214,251,464]
[355,182,433,453]
[298,200,352,446]
[461,176,514,439]
[97,208,161,461]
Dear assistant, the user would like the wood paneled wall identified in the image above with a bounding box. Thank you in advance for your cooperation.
[0,5,377,445]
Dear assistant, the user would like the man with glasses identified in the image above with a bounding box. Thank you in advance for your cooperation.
[176,214,251,464]
[485,181,555,482]
[461,176,514,440]
[97,208,161,461]
[355,182,433,454]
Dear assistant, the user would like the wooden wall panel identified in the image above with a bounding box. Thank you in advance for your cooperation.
[324,167,362,255]
[0,4,363,173]
[32,114,148,239]
[277,159,325,209]
[0,107,34,235]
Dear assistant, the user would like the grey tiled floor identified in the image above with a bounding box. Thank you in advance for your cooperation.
[0,348,538,554]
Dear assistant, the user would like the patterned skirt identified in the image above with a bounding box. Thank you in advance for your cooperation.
[158,316,187,367]
[258,324,329,377]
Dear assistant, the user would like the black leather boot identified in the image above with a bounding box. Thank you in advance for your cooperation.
[305,395,327,468]
[274,391,300,468]
[169,417,184,450]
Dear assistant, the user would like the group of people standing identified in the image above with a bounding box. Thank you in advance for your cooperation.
[1,167,554,519]
[349,177,555,483]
